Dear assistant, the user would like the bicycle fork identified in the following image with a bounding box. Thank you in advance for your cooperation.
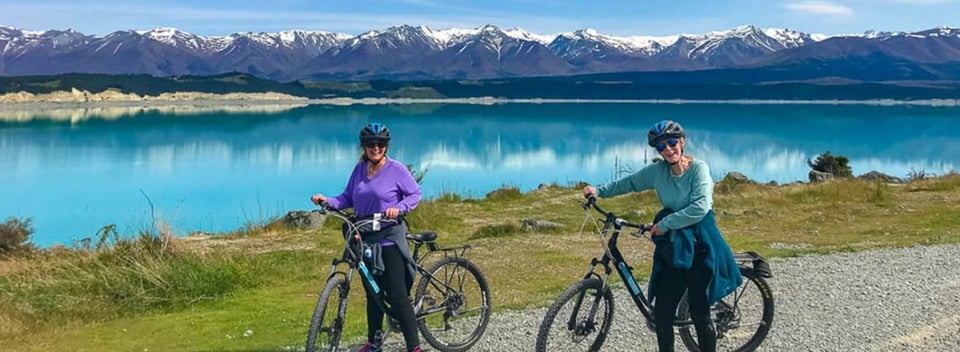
[566,263,613,336]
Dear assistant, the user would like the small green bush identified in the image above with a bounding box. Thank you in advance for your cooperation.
[906,168,933,182]
[807,151,853,178]
[485,186,522,201]
[470,223,521,240]
[0,217,34,255]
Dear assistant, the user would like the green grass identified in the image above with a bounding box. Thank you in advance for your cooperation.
[470,223,522,240]
[2,174,960,350]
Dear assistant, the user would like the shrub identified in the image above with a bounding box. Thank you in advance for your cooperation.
[406,164,428,184]
[807,151,853,178]
[906,168,934,182]
[485,186,522,201]
[0,217,35,255]
[470,223,521,240]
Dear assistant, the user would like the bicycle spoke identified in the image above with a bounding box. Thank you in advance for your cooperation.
[536,279,613,352]
[417,257,491,351]
[306,276,348,352]
[679,275,774,352]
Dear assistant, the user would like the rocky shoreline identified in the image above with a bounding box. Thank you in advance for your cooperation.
[4,89,960,108]
[0,89,307,106]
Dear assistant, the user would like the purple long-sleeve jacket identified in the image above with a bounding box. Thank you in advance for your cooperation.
[325,157,422,216]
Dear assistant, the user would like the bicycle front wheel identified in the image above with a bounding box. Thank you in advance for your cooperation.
[535,278,614,352]
[415,256,491,352]
[678,268,775,352]
[306,274,349,352]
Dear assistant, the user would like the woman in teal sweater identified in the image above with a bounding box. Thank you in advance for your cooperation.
[583,120,741,352]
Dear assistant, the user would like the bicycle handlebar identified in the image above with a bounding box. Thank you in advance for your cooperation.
[317,203,401,238]
[582,195,653,236]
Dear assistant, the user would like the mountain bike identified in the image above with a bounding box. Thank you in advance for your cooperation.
[535,197,774,352]
[305,205,492,352]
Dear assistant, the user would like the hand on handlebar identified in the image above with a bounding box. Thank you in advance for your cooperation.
[384,207,401,219]
[650,223,664,236]
[582,185,597,199]
[311,193,328,206]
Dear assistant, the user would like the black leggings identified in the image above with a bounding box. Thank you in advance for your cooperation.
[653,248,716,352]
[362,245,420,352]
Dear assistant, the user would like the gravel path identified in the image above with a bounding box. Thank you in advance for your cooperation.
[391,244,960,352]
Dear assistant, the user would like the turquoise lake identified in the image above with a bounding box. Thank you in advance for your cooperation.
[2,102,958,246]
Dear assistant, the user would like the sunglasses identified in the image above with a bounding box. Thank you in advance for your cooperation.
[363,141,388,149]
[655,137,680,152]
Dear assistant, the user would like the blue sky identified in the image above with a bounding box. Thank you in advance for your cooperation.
[2,0,958,37]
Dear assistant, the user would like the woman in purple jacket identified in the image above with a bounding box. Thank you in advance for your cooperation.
[311,122,424,352]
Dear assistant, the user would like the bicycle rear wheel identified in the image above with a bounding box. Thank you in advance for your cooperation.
[678,268,774,352]
[535,278,614,352]
[306,274,349,352]
[415,256,491,352]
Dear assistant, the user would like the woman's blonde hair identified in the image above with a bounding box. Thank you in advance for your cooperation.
[358,145,388,162]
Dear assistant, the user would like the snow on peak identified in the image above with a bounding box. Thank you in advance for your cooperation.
[424,26,479,48]
[503,27,554,45]
[478,24,500,32]
[140,27,215,51]
[139,26,188,39]
[278,30,300,44]
[559,28,677,55]
[275,30,350,46]
[922,26,960,37]
[623,34,679,50]
[761,28,817,46]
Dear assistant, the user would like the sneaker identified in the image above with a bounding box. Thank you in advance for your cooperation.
[411,346,423,352]
[357,341,382,352]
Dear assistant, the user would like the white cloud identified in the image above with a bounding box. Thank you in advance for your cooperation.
[785,1,854,15]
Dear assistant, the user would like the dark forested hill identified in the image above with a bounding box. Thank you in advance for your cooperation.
[2,72,959,101]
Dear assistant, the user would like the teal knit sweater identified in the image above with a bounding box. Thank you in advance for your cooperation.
[596,158,713,232]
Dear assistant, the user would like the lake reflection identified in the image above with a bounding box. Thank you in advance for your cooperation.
[1,103,958,246]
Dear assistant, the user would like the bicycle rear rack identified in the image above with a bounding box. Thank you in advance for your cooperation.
[734,251,773,278]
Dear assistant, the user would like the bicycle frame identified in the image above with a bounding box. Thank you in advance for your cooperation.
[579,198,661,326]
[319,206,474,321]
[581,198,768,330]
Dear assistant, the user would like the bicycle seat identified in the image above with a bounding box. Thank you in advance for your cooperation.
[407,231,437,242]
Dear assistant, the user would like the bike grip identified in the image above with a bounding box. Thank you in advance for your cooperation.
[583,194,597,208]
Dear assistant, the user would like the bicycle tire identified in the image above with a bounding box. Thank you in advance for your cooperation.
[535,278,615,352]
[306,274,349,352]
[678,268,775,352]
[415,256,492,352]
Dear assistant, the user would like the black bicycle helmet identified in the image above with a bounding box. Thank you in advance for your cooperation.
[359,122,391,143]
[647,120,685,147]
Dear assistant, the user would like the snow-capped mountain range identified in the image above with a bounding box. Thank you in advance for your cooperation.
[1,24,959,81]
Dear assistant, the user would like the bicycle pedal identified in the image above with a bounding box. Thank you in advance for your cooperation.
[373,330,387,346]
[386,317,401,333]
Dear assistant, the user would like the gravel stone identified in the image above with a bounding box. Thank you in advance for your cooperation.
[444,244,960,352]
